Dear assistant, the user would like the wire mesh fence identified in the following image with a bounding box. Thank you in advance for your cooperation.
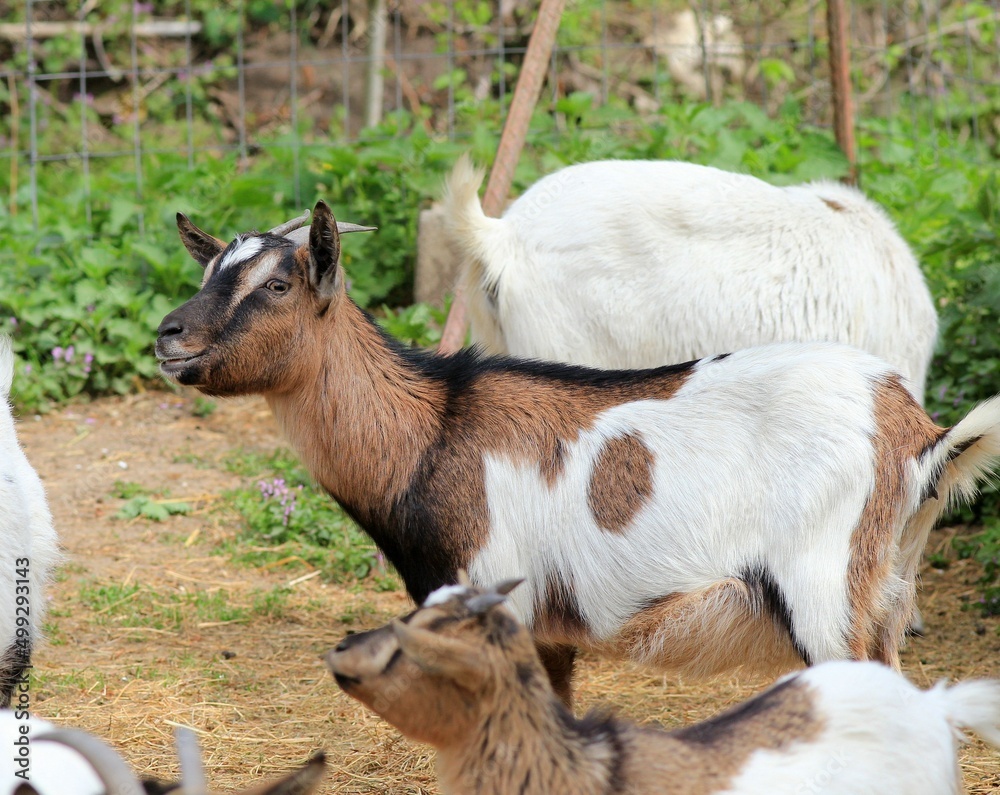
[1,0,998,231]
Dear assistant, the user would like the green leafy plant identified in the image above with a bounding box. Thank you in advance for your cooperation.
[222,449,382,582]
[115,496,192,522]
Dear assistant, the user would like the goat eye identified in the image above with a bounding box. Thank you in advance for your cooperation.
[265,279,289,294]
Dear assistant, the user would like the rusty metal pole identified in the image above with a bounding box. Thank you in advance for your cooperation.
[826,0,857,184]
[438,0,566,354]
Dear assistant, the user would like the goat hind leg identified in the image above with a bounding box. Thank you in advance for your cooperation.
[536,642,577,709]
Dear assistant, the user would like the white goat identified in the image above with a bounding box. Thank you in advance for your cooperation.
[0,337,59,708]
[445,157,938,405]
[327,579,1000,795]
[645,8,746,100]
[0,711,326,795]
[156,204,1000,705]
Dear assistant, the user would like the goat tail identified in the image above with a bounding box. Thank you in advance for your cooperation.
[899,397,1000,579]
[0,335,13,398]
[443,154,514,353]
[920,395,1000,512]
[930,678,1000,748]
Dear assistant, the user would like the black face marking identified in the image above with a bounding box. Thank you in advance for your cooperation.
[381,647,404,675]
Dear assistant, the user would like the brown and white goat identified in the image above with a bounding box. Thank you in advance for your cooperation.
[156,202,1000,703]
[326,579,1000,795]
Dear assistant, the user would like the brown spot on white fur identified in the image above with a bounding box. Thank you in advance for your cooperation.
[603,579,803,678]
[822,197,847,212]
[846,375,941,664]
[588,432,655,533]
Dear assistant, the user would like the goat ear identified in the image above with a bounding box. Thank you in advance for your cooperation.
[391,619,486,689]
[308,200,343,301]
[239,752,326,795]
[176,212,226,267]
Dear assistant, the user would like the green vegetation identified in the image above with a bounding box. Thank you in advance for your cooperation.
[219,449,391,585]
[78,580,292,630]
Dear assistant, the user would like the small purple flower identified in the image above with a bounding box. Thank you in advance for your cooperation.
[52,346,64,361]
[64,345,75,363]
[8,317,16,327]
[23,364,31,374]
[86,305,95,313]
[85,417,96,425]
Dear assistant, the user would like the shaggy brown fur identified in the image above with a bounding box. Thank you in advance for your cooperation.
[846,376,941,663]
[325,582,824,795]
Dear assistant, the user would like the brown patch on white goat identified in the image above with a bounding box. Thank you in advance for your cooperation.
[846,376,941,664]
[587,432,655,533]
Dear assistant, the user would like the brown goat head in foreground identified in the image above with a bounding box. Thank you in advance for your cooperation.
[326,574,525,749]
[325,576,1000,795]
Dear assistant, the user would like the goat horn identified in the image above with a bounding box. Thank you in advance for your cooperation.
[336,221,378,234]
[466,591,509,615]
[268,209,311,237]
[175,726,208,795]
[35,728,147,795]
[283,222,378,247]
[494,577,524,596]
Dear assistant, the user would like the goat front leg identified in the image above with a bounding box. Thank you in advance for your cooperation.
[536,642,577,709]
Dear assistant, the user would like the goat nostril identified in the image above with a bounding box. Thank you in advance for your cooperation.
[157,319,184,338]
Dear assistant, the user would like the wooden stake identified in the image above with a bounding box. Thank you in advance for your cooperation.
[826,0,857,184]
[438,0,566,354]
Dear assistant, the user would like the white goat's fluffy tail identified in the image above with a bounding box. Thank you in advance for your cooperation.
[0,335,14,399]
[442,155,515,353]
[932,678,1000,748]
[921,395,1000,511]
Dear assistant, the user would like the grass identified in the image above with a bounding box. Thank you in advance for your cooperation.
[78,581,294,633]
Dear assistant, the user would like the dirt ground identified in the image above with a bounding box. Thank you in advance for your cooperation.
[16,389,1000,793]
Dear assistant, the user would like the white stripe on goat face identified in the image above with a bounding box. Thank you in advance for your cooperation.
[468,345,883,657]
[220,235,265,270]
[202,235,268,286]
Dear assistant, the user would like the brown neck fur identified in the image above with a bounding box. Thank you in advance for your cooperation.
[265,297,445,526]
[436,646,619,795]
